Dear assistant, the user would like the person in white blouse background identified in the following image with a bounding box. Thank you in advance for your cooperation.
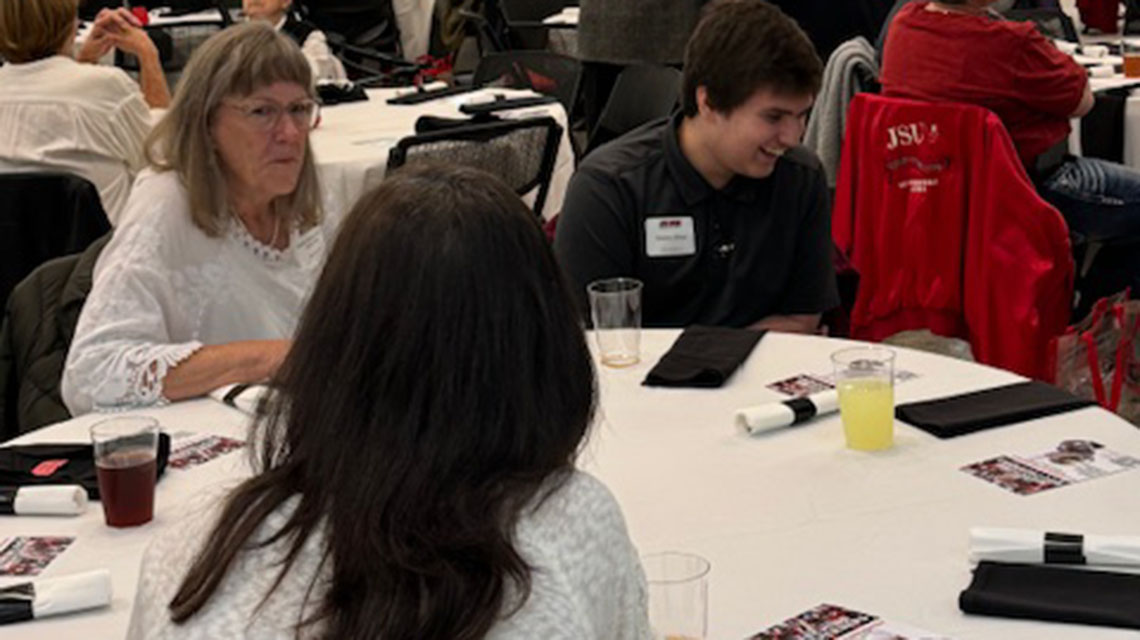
[126,163,650,640]
[242,0,348,83]
[0,0,171,224]
[61,22,335,416]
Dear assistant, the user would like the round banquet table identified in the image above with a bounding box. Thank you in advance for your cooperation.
[1,330,1138,638]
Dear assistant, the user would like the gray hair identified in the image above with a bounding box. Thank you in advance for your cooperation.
[145,21,322,236]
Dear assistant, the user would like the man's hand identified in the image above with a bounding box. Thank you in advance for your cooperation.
[747,313,822,334]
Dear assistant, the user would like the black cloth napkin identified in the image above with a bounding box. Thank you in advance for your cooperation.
[0,434,171,500]
[895,381,1094,439]
[316,82,368,105]
[960,561,1140,629]
[642,326,764,388]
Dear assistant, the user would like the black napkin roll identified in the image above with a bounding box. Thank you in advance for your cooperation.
[960,561,1140,629]
[0,433,171,500]
[895,381,1094,439]
[643,326,765,388]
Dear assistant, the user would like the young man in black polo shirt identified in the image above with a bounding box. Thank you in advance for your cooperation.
[554,0,839,332]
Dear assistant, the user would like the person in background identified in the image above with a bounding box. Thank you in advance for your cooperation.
[880,1,1140,274]
[242,0,347,83]
[62,22,334,415]
[126,163,650,639]
[555,0,839,332]
[0,0,170,224]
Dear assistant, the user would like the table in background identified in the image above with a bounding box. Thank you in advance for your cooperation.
[312,86,574,223]
[76,3,435,60]
[3,331,1139,638]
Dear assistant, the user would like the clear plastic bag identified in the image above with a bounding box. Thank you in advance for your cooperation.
[1050,290,1140,424]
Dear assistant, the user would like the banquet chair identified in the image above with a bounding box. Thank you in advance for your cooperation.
[833,94,1073,379]
[115,1,231,75]
[386,116,563,216]
[0,236,109,441]
[295,0,401,57]
[1001,8,1079,42]
[585,64,682,155]
[499,0,573,50]
[473,51,583,120]
[0,173,110,314]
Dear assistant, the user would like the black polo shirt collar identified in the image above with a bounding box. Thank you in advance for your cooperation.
[663,112,714,208]
[662,112,769,207]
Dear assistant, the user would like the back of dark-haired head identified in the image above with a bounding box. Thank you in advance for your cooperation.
[681,0,823,117]
[168,163,597,638]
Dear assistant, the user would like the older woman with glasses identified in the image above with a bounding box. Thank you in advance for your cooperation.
[62,22,333,416]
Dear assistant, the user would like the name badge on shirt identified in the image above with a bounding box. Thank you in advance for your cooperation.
[644,216,696,258]
[293,227,326,272]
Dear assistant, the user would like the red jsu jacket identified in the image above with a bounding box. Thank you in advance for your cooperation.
[833,94,1073,379]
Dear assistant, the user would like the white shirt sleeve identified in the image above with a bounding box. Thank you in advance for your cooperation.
[301,30,348,83]
[61,177,207,415]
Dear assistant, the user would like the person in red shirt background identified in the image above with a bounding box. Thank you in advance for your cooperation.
[880,0,1140,253]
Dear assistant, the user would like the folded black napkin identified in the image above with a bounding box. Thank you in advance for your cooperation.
[458,94,559,115]
[414,114,500,134]
[895,381,1094,439]
[642,326,764,388]
[960,561,1140,629]
[316,82,368,105]
[0,434,171,500]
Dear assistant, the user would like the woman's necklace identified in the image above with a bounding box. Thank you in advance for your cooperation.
[237,210,281,248]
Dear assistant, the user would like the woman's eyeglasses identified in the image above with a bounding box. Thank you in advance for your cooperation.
[221,99,321,131]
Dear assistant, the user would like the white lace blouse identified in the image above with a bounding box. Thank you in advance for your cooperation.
[126,471,651,639]
[0,55,152,225]
[61,169,334,415]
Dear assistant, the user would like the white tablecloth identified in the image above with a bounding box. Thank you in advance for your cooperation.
[313,87,574,223]
[3,331,1139,638]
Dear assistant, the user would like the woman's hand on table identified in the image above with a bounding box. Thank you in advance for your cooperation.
[161,340,292,403]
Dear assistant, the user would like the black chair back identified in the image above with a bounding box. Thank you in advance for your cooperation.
[586,64,682,154]
[387,116,563,216]
[295,0,401,55]
[0,173,109,313]
[499,0,571,49]
[115,3,229,74]
[473,51,583,119]
[1002,8,1079,42]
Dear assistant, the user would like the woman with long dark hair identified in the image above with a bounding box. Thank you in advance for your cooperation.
[126,164,651,639]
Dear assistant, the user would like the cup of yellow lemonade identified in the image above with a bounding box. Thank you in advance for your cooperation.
[831,346,896,451]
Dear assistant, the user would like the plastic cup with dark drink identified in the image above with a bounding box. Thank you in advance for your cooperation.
[90,416,159,528]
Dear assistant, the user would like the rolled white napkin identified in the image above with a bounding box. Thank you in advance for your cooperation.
[735,389,839,435]
[0,486,87,516]
[970,527,1140,567]
[392,81,448,97]
[1089,65,1116,78]
[1054,40,1079,55]
[0,569,111,624]
[1083,44,1110,58]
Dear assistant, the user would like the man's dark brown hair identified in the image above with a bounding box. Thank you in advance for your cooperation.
[682,0,823,117]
